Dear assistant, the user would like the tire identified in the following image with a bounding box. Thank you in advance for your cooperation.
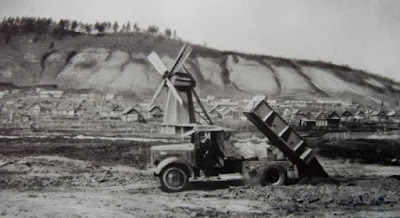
[258,164,287,186]
[160,165,189,192]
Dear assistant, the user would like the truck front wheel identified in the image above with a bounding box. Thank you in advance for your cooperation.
[258,164,287,186]
[160,165,189,192]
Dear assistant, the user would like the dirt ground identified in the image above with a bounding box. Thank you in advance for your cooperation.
[1,137,400,217]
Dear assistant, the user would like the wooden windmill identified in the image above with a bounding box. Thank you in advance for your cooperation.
[147,44,213,134]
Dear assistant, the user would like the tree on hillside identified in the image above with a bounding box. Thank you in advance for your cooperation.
[35,18,52,37]
[94,22,105,33]
[126,21,131,32]
[21,17,36,34]
[0,18,20,43]
[52,19,70,39]
[58,19,69,30]
[147,25,159,35]
[71,21,78,31]
[104,22,112,32]
[85,24,92,34]
[120,24,126,33]
[14,17,20,25]
[113,22,119,33]
[164,28,172,37]
[133,22,140,32]
[0,16,182,40]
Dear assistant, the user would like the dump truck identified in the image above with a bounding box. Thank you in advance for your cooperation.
[148,96,328,192]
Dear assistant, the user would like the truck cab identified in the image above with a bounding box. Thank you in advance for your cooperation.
[149,127,296,192]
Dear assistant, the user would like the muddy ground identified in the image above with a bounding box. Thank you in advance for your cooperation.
[1,137,400,217]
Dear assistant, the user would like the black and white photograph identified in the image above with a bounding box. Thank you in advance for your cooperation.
[1,0,400,217]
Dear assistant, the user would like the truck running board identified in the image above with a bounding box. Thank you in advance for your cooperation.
[243,96,328,177]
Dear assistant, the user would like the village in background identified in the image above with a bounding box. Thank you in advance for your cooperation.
[0,82,399,137]
[0,16,399,138]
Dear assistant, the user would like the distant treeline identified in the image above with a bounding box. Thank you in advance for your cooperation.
[0,16,178,43]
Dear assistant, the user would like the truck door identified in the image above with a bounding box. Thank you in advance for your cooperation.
[194,131,224,168]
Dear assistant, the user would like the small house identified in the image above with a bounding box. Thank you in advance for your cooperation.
[364,110,374,121]
[110,105,125,117]
[315,111,328,127]
[326,111,341,127]
[370,111,386,122]
[220,107,237,120]
[341,110,354,122]
[121,107,145,123]
[289,109,307,125]
[208,105,222,119]
[208,108,222,119]
[148,105,164,119]
[208,105,232,119]
[289,109,306,119]
[386,111,398,123]
[299,118,316,128]
[354,111,366,122]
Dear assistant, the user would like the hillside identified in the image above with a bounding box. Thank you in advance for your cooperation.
[0,32,399,107]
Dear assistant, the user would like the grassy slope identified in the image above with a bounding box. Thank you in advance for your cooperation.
[0,32,399,106]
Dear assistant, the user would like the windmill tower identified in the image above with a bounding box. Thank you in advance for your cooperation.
[147,44,213,134]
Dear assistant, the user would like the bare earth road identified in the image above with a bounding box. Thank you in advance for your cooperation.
[1,138,400,217]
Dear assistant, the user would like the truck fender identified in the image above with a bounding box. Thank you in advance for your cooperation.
[154,156,194,178]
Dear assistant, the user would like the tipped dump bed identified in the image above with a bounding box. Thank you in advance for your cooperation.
[243,96,328,177]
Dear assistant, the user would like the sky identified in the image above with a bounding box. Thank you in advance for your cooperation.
[1,0,399,81]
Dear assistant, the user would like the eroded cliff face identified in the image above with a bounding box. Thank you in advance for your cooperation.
[1,34,399,106]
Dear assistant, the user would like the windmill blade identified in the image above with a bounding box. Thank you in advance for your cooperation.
[168,44,192,77]
[147,51,169,76]
[149,80,166,106]
[165,78,184,105]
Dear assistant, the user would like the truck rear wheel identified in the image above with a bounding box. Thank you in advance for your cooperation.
[160,165,189,192]
[258,164,287,186]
